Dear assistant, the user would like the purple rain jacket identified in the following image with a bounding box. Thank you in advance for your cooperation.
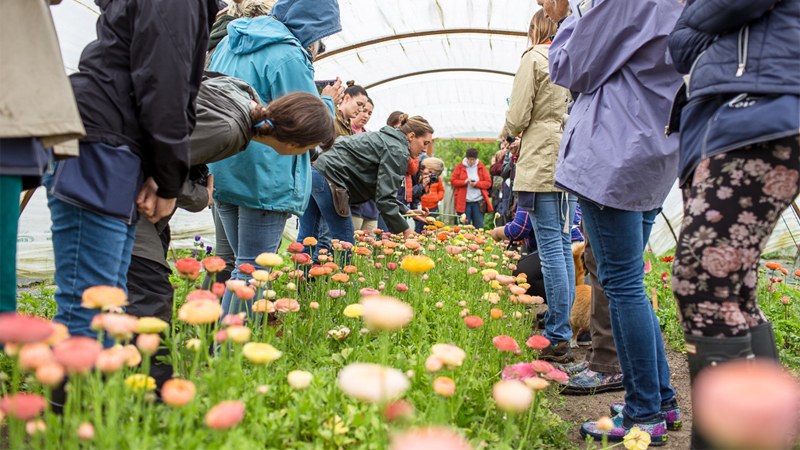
[548,0,684,212]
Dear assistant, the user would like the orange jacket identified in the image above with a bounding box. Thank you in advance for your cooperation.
[450,161,494,213]
[420,179,445,210]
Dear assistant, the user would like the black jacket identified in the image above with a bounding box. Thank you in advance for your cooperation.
[69,0,216,198]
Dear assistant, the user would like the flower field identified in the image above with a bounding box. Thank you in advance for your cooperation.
[3,226,800,449]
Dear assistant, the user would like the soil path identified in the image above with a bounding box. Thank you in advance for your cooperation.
[551,340,692,449]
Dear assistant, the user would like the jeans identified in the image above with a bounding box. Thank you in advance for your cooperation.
[44,173,137,348]
[0,176,22,313]
[525,192,576,343]
[464,201,484,229]
[414,206,439,233]
[313,216,332,262]
[297,167,354,264]
[216,200,287,321]
[580,200,675,422]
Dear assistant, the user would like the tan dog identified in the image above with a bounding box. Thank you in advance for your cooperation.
[570,242,592,348]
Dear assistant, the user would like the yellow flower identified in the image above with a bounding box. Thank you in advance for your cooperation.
[343,304,364,318]
[324,415,349,435]
[135,317,168,334]
[255,252,283,268]
[400,255,435,274]
[252,270,271,282]
[242,342,282,364]
[81,286,128,310]
[125,374,156,393]
[623,427,652,450]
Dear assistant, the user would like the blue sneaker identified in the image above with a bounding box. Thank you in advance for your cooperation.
[562,369,623,395]
[581,412,668,447]
[611,401,683,430]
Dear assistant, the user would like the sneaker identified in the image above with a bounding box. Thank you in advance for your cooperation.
[581,412,668,446]
[577,330,592,346]
[611,401,683,431]
[539,341,575,364]
[558,360,589,376]
[561,369,623,395]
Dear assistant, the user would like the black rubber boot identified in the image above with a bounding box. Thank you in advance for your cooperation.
[749,322,780,361]
[684,334,754,450]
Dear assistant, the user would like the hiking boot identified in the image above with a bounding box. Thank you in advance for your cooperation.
[581,411,668,447]
[577,330,592,346]
[558,360,588,376]
[611,400,683,431]
[562,369,623,395]
[539,341,574,364]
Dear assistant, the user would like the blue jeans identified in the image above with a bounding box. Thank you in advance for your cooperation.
[311,216,332,263]
[297,167,354,264]
[216,200,287,320]
[44,173,136,348]
[580,200,675,422]
[415,206,439,233]
[463,201,484,229]
[525,192,577,343]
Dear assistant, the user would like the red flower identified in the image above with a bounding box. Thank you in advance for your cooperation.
[238,263,255,275]
[202,256,226,273]
[661,256,674,263]
[175,258,202,279]
[526,335,551,350]
[290,253,312,265]
[661,272,670,283]
[286,242,305,253]
[492,335,519,352]
[464,316,483,329]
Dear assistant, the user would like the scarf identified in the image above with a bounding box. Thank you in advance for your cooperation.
[405,157,419,203]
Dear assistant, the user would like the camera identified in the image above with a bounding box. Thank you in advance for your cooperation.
[505,135,515,144]
[309,146,322,163]
[428,173,440,184]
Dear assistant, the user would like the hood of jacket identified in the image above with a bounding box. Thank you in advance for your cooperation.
[269,0,341,50]
[226,15,301,55]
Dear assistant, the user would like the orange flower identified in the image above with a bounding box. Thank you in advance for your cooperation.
[35,361,65,387]
[286,242,305,253]
[331,273,350,283]
[309,266,326,277]
[781,268,789,275]
[437,232,449,241]
[161,379,196,407]
[81,286,128,310]
[526,335,551,351]
[432,377,456,397]
[175,258,202,279]
[324,262,341,271]
[303,237,318,246]
[493,335,519,352]
[178,299,223,325]
[464,316,483,329]
[136,334,160,356]
[354,247,371,256]
[205,401,245,430]
[18,343,53,372]
[404,240,420,250]
[275,298,300,313]
[344,265,358,273]
[186,289,218,303]
[490,308,503,319]
[95,348,127,374]
[765,262,782,271]
[202,256,226,274]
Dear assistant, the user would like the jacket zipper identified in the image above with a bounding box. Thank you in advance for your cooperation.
[736,25,750,77]
[686,48,709,98]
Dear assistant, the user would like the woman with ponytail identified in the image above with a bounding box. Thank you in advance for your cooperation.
[335,81,370,137]
[298,115,434,257]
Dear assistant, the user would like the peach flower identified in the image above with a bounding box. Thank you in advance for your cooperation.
[205,400,245,430]
[0,393,47,420]
[136,334,160,355]
[77,422,95,440]
[493,380,533,413]
[431,344,466,368]
[18,343,53,372]
[52,336,102,374]
[337,363,410,404]
[202,256,226,273]
[0,313,54,344]
[35,361,65,387]
[360,296,413,332]
[81,285,128,310]
[390,427,472,450]
[433,377,456,397]
[178,299,223,325]
[161,379,196,407]
[275,298,300,313]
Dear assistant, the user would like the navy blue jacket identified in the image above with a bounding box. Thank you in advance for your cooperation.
[669,0,800,98]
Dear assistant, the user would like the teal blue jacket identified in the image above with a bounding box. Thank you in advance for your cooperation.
[207,16,335,215]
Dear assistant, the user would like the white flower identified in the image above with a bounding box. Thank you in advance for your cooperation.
[337,363,409,404]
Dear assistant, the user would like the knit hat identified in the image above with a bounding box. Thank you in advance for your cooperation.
[465,147,479,159]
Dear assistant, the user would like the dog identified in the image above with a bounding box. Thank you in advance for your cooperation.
[570,242,592,348]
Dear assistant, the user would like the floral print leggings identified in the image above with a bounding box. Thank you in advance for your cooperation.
[672,135,800,337]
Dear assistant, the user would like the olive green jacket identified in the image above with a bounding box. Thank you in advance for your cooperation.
[315,126,411,233]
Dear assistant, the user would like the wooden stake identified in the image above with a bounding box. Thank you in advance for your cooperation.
[651,287,658,311]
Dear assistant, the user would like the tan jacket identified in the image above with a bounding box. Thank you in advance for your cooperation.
[0,0,85,156]
[335,110,355,137]
[505,44,569,193]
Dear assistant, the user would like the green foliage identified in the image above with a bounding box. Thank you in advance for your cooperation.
[434,140,500,182]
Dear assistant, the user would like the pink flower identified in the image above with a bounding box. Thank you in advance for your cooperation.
[290,253,312,265]
[530,360,555,374]
[661,272,669,283]
[387,263,398,271]
[286,242,305,253]
[0,393,47,420]
[762,165,799,200]
[204,400,245,430]
[384,400,414,422]
[644,260,652,274]
[0,313,54,344]
[501,362,537,382]
[395,284,408,292]
[390,427,472,450]
[494,275,516,285]
[526,335,551,350]
[222,314,244,327]
[53,336,102,375]
[327,289,347,299]
[359,288,381,297]
[186,289,219,303]
[543,369,569,384]
[492,335,519,353]
[18,343,53,372]
[274,298,300,313]
[463,316,483,329]
[701,245,742,278]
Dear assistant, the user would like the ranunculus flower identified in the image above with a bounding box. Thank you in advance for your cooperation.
[0,393,47,420]
[331,273,349,283]
[124,374,156,393]
[136,317,168,334]
[275,298,300,313]
[493,380,533,413]
[178,299,223,325]
[43,322,70,346]
[361,296,413,332]
[395,283,408,292]
[226,326,251,344]
[222,314,244,327]
[255,252,283,267]
[530,360,555,374]
[494,275,515,285]
[0,313,54,344]
[425,355,443,372]
[77,422,95,440]
[214,330,227,343]
[234,286,255,301]
[524,377,549,391]
[302,237,318,246]
[328,326,351,341]
[387,263,398,271]
[433,377,456,397]
[287,370,313,390]
[464,316,483,329]
[502,362,537,382]
[80,285,128,310]
[430,344,466,368]
[225,279,246,291]
[384,400,414,422]
[35,361,65,387]
[309,266,326,277]
[251,270,270,282]
[176,258,202,279]
[490,308,503,320]
[343,304,364,318]
[122,344,142,367]
[309,302,320,309]
[242,342,282,364]
[526,335,551,350]
[493,335,519,353]
[543,369,569,384]
[337,363,410,403]
[389,427,472,450]
[101,313,140,340]
[18,343,53,372]
[238,263,255,275]
[136,334,160,356]
[359,288,381,297]
[186,338,202,352]
[53,336,102,374]
[400,255,435,274]
[202,256,226,273]
[95,348,127,374]
[205,401,245,430]
[26,419,46,435]
[290,253,312,265]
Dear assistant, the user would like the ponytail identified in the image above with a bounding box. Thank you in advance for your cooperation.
[253,91,336,151]
[386,111,405,128]
[398,115,434,138]
[343,81,368,100]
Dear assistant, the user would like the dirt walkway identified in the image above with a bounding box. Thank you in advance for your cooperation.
[552,341,692,449]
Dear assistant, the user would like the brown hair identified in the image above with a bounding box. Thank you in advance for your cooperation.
[386,111,405,128]
[528,9,557,47]
[397,114,434,137]
[421,157,444,174]
[252,92,336,150]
